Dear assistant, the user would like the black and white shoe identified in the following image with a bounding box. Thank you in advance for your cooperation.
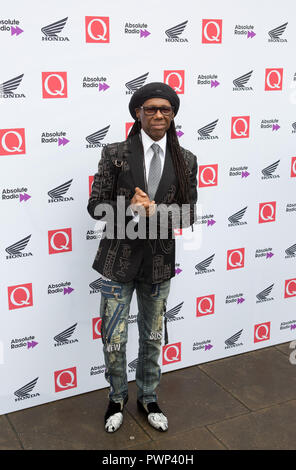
[137,400,168,432]
[104,396,128,433]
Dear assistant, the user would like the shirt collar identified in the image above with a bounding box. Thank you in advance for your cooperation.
[140,129,167,157]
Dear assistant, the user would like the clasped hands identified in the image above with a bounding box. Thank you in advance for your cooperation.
[130,187,156,217]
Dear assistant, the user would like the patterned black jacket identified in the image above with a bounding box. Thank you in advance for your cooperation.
[87,133,198,284]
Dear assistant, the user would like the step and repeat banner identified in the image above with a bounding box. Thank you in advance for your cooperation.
[1,0,296,414]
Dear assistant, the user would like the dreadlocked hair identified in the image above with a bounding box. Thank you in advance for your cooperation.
[128,120,190,204]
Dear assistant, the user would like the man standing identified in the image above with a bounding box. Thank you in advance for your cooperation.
[88,82,197,433]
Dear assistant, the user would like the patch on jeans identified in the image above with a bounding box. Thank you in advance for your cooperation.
[106,343,121,352]
[149,331,163,340]
[101,282,123,300]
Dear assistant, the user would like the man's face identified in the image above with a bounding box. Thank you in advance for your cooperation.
[135,98,174,141]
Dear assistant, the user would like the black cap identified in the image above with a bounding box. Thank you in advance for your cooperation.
[129,82,180,119]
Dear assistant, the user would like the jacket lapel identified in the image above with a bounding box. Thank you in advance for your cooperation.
[126,134,146,192]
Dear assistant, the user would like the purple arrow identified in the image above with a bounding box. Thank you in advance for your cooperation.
[176,130,184,138]
[247,31,256,39]
[266,252,274,259]
[237,297,245,304]
[99,82,110,92]
[140,29,150,38]
[241,171,250,178]
[205,344,213,351]
[211,80,220,88]
[175,268,182,275]
[11,26,24,36]
[290,324,296,330]
[19,193,31,202]
[207,219,216,226]
[64,287,74,295]
[58,137,69,146]
[272,124,280,131]
[27,341,38,349]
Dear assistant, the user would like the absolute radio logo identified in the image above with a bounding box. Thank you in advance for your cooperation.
[196,213,216,227]
[234,24,256,38]
[202,19,222,43]
[268,22,288,42]
[197,119,219,140]
[42,72,68,98]
[164,70,185,94]
[14,377,39,402]
[196,295,215,317]
[92,317,102,339]
[82,76,110,91]
[124,21,150,38]
[86,228,104,241]
[192,339,213,352]
[41,17,69,41]
[90,364,105,376]
[198,164,218,187]
[285,243,296,259]
[162,342,181,365]
[261,160,280,179]
[0,128,26,156]
[48,281,74,295]
[229,165,250,178]
[228,206,248,227]
[256,284,274,303]
[41,130,69,147]
[280,320,296,331]
[233,71,253,91]
[254,322,270,343]
[285,279,296,299]
[231,116,250,139]
[286,203,296,213]
[175,125,184,138]
[5,234,32,259]
[258,202,276,223]
[165,20,188,42]
[225,292,245,305]
[227,248,245,270]
[0,74,25,98]
[8,283,33,310]
[2,186,30,202]
[125,72,149,94]
[85,17,110,43]
[164,302,184,322]
[260,119,280,132]
[0,18,23,36]
[225,330,243,349]
[86,125,110,148]
[255,247,274,260]
[48,228,72,254]
[48,179,73,203]
[195,254,215,275]
[54,367,77,392]
[265,68,283,91]
[11,336,38,350]
[54,323,78,347]
[197,74,220,88]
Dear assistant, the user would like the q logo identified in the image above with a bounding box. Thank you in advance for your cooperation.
[231,116,250,139]
[202,19,222,43]
[198,164,218,187]
[48,228,72,254]
[92,317,102,339]
[42,72,67,99]
[85,16,110,43]
[54,367,77,392]
[265,68,283,91]
[254,322,271,343]
[8,283,33,310]
[0,128,26,156]
[227,248,245,270]
[284,279,296,298]
[196,295,215,317]
[162,342,181,365]
[258,202,276,224]
[291,157,296,178]
[164,70,185,94]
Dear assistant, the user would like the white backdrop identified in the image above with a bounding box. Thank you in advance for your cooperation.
[1,0,296,415]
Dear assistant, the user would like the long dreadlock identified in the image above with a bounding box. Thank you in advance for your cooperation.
[127,119,190,204]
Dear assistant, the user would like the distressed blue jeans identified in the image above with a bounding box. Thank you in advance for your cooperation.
[100,278,171,406]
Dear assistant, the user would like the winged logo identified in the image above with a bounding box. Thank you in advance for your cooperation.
[48,179,72,199]
[228,207,247,224]
[164,301,184,321]
[89,278,103,291]
[0,74,24,95]
[233,70,253,88]
[125,72,149,92]
[225,330,243,347]
[256,284,274,301]
[86,125,110,145]
[128,358,138,371]
[268,22,288,39]
[198,119,218,137]
[285,243,296,256]
[292,123,296,131]
[195,254,215,272]
[41,17,68,37]
[54,323,77,343]
[14,377,38,398]
[261,160,280,177]
[165,20,188,39]
[5,234,31,256]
